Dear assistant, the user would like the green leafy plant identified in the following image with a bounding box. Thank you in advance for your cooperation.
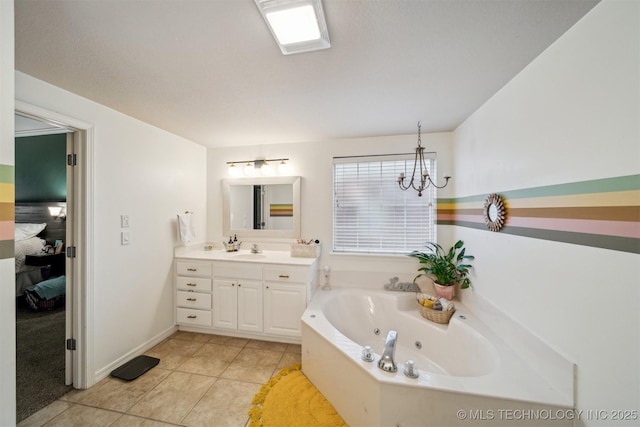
[408,240,475,289]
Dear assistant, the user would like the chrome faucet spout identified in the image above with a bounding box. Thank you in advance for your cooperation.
[377,330,398,372]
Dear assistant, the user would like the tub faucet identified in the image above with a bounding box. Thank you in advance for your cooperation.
[378,330,398,373]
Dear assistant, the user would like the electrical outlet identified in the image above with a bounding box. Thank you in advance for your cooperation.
[121,231,131,245]
[121,214,130,228]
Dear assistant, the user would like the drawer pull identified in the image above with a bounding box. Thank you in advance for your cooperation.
[186,283,197,287]
[187,297,196,301]
[187,315,197,319]
[187,268,197,272]
[279,275,290,279]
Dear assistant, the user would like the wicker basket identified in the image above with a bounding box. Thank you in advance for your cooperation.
[418,304,455,324]
[416,293,455,324]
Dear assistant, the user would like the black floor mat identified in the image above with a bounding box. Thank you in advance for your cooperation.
[110,355,160,381]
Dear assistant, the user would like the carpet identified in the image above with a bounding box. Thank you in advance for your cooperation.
[248,364,347,427]
[16,298,72,422]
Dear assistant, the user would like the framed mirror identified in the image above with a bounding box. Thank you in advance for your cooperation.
[222,176,301,239]
[483,193,506,232]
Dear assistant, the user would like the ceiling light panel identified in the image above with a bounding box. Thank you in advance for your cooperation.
[255,0,331,55]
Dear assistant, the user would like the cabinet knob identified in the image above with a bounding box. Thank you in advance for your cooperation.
[187,268,197,272]
[279,275,289,279]
[187,283,196,287]
[266,286,270,289]
[238,284,242,287]
[187,297,196,301]
[187,315,197,319]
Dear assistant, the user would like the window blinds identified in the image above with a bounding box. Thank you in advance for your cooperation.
[333,155,436,254]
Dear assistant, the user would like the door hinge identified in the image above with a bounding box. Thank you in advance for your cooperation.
[66,338,76,351]
[67,246,76,258]
[67,153,77,166]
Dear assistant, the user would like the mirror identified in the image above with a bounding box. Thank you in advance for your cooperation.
[483,193,506,232]
[223,176,301,239]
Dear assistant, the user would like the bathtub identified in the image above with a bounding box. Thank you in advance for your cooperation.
[302,288,574,427]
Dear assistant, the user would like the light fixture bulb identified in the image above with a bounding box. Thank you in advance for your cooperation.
[228,163,241,177]
[244,162,256,176]
[278,159,291,175]
[261,161,274,176]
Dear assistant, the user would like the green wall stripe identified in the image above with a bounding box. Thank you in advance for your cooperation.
[0,164,14,184]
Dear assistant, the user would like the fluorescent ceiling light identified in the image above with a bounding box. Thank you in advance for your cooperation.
[255,0,331,55]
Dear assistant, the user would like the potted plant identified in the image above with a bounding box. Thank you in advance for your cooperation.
[408,240,474,299]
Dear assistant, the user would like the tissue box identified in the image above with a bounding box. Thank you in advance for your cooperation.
[290,244,321,258]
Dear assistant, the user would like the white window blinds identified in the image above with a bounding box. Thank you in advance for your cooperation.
[333,155,436,254]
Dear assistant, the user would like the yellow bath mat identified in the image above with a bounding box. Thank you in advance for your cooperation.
[248,364,348,427]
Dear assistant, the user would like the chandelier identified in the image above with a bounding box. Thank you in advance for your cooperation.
[397,122,451,196]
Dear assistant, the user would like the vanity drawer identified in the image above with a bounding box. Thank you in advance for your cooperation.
[263,268,308,283]
[177,308,212,327]
[176,276,212,292]
[214,261,263,280]
[176,261,212,277]
[177,291,212,310]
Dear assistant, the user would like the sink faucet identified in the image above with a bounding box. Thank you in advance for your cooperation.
[250,244,262,254]
[378,330,398,372]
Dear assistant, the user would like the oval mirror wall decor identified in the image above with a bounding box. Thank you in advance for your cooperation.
[483,193,506,232]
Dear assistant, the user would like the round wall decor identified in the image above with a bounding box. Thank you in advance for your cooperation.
[483,193,506,232]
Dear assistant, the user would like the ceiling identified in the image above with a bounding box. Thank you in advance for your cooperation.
[15,0,599,148]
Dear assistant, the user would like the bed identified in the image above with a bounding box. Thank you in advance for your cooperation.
[15,203,67,302]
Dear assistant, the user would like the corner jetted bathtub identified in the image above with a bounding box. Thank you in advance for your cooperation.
[301,289,574,427]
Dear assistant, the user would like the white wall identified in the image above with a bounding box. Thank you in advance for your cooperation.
[15,72,208,382]
[0,0,16,425]
[452,0,639,425]
[207,132,454,286]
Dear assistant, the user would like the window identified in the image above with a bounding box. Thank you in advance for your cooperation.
[333,155,436,254]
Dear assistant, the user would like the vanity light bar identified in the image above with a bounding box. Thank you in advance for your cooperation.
[227,158,290,177]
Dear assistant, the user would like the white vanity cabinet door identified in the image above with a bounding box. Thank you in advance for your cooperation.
[212,279,238,330]
[213,278,263,332]
[237,280,263,333]
[263,281,307,337]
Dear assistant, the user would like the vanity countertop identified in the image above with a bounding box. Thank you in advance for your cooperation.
[174,247,317,266]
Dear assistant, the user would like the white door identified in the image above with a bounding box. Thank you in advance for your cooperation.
[213,279,238,330]
[237,280,263,333]
[264,282,306,337]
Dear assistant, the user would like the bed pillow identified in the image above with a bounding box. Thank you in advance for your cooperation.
[15,223,47,241]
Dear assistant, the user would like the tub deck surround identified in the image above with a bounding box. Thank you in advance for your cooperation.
[302,289,575,427]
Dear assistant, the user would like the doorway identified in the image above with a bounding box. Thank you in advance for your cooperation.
[14,103,93,420]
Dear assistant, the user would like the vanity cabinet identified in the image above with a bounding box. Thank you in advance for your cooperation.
[175,261,213,327]
[174,252,317,343]
[263,267,310,338]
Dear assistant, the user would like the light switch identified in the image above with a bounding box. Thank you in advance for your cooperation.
[121,214,130,228]
[121,231,131,245]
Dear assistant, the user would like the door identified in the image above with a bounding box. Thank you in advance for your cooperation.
[213,279,238,330]
[264,282,306,337]
[16,102,93,389]
[237,280,263,333]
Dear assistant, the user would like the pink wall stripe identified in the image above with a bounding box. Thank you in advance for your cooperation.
[0,221,14,240]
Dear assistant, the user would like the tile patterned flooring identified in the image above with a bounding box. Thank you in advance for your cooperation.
[18,331,302,427]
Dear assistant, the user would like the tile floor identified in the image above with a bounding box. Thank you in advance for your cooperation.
[18,331,302,427]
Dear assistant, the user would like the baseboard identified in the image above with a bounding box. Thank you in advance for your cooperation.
[93,325,178,383]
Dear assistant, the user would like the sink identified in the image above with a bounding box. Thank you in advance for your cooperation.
[232,253,267,260]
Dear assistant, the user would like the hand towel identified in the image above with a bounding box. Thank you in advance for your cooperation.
[177,212,195,244]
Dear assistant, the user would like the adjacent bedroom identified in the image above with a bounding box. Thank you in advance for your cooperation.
[14,122,72,422]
